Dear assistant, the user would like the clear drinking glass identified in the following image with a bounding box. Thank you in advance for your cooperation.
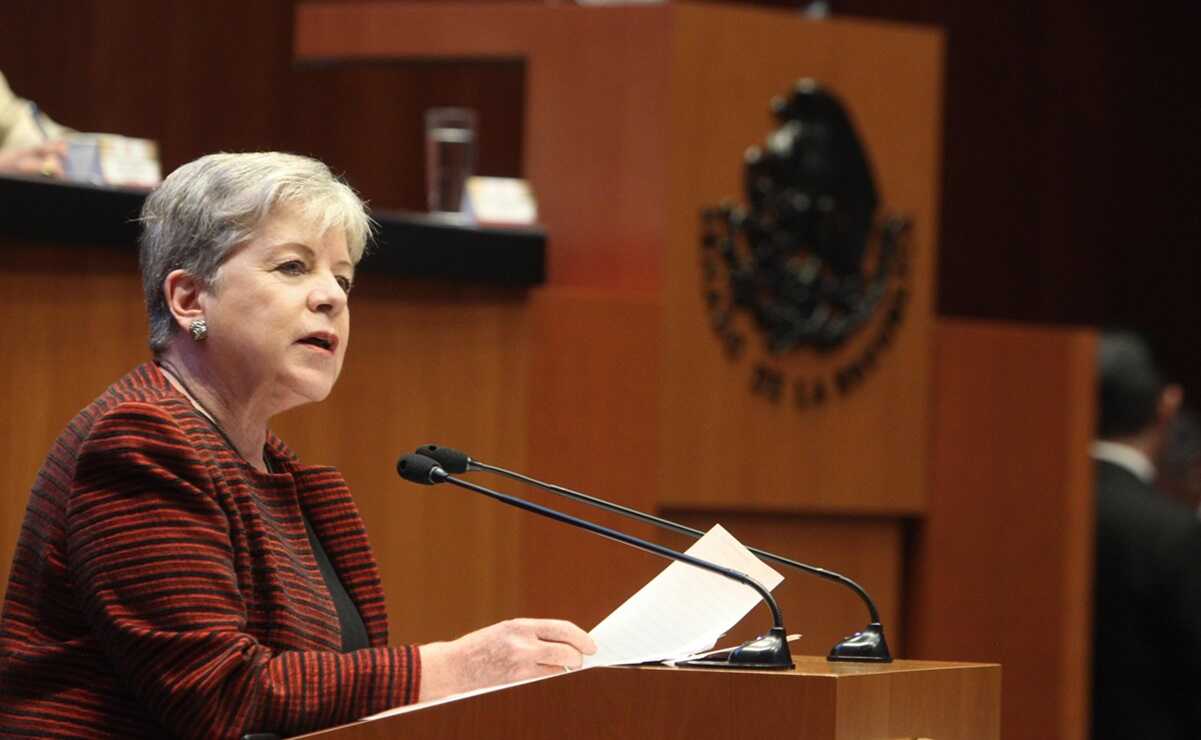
[424,107,477,215]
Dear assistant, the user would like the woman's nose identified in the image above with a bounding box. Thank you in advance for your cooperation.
[308,273,347,314]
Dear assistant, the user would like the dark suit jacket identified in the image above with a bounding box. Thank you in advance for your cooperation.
[0,363,419,739]
[1093,458,1201,740]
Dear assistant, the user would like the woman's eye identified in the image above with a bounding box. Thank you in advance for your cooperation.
[277,260,307,275]
[336,276,354,294]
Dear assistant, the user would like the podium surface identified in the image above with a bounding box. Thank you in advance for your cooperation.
[297,656,1000,740]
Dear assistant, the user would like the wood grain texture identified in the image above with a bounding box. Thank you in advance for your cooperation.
[664,510,905,660]
[907,320,1095,740]
[657,7,943,515]
[293,657,1000,740]
[0,245,148,598]
[518,288,666,629]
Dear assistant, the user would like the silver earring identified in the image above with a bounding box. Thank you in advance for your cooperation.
[189,318,209,341]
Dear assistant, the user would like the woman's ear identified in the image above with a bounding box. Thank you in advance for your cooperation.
[162,269,207,334]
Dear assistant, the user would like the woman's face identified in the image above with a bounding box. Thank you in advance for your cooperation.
[198,204,354,412]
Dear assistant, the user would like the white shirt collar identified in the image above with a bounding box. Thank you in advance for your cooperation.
[1091,440,1156,484]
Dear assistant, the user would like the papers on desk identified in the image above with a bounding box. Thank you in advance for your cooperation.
[583,524,784,667]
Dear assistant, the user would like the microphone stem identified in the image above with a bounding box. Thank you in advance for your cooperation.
[476,461,881,625]
[443,474,787,629]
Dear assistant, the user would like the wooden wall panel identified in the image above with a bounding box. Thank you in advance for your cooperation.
[663,510,904,660]
[659,9,944,514]
[907,320,1096,740]
[0,246,147,597]
[518,288,665,629]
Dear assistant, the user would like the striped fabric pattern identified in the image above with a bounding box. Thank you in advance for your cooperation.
[0,363,420,738]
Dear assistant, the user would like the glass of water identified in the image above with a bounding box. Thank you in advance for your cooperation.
[424,107,477,215]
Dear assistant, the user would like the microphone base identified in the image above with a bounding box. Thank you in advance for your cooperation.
[827,622,892,663]
[675,627,795,670]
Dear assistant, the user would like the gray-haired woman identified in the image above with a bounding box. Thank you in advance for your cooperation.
[0,152,594,739]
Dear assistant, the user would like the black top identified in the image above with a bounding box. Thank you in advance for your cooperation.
[301,516,371,653]
[261,450,370,653]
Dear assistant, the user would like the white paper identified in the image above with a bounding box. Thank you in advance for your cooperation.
[582,524,783,668]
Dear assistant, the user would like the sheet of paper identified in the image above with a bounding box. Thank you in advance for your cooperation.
[582,524,784,668]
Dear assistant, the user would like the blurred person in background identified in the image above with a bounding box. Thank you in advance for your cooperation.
[0,69,67,177]
[1092,331,1201,740]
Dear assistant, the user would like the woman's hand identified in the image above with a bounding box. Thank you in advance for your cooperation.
[0,141,66,177]
[418,618,597,701]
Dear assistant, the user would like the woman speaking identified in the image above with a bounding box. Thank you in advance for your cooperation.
[0,152,594,738]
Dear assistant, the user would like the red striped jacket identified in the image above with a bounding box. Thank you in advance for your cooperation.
[0,363,420,738]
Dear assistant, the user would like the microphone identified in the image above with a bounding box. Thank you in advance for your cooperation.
[396,453,794,670]
[415,443,891,662]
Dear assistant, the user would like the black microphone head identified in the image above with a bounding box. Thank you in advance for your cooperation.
[396,453,449,485]
[415,444,471,474]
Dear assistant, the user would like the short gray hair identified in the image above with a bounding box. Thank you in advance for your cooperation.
[139,151,372,353]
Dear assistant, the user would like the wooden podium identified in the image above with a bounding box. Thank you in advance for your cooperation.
[297,658,1000,740]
